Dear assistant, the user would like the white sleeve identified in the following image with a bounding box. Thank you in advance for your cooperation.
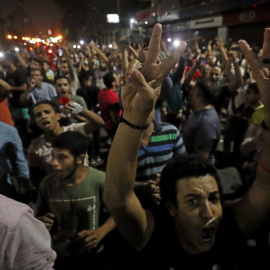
[5,208,56,270]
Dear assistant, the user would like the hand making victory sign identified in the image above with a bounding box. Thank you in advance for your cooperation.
[121,23,187,126]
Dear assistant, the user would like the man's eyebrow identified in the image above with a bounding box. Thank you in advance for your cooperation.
[209,191,220,197]
[183,193,201,200]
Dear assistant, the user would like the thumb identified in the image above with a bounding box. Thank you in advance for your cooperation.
[128,70,149,91]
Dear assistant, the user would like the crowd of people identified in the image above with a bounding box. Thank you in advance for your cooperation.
[0,23,270,269]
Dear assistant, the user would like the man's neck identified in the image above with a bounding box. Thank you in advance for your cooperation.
[44,125,64,142]
[194,103,212,112]
[37,81,42,88]
[62,165,89,186]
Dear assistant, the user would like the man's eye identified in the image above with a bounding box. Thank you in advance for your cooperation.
[210,197,220,204]
[187,198,198,205]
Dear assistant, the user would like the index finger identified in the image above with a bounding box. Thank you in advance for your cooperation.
[46,212,55,218]
[77,230,95,238]
[145,23,162,65]
[263,28,270,61]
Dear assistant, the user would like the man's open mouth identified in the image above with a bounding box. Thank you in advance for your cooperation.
[42,121,50,127]
[202,227,215,243]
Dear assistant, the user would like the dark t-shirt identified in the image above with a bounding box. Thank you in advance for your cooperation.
[6,67,27,107]
[132,205,246,270]
[182,107,221,163]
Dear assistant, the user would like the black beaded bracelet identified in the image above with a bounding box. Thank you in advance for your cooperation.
[260,119,270,132]
[118,114,149,130]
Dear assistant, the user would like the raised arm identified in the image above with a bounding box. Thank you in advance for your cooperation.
[62,101,105,134]
[63,47,75,81]
[103,23,187,250]
[233,28,270,237]
[228,50,243,92]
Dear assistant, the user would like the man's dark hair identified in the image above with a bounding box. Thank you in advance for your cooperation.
[247,82,259,95]
[43,60,50,66]
[195,79,217,104]
[31,58,43,67]
[160,154,220,206]
[31,68,42,75]
[52,131,89,159]
[103,72,115,88]
[33,100,60,114]
[55,75,70,85]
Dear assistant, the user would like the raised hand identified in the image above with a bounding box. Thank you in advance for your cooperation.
[121,23,186,125]
[239,28,270,119]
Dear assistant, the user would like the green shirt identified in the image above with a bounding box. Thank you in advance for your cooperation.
[36,166,105,257]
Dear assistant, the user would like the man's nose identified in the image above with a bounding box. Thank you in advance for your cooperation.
[200,201,214,222]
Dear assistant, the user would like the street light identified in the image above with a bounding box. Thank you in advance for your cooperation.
[130,18,135,33]
[173,39,181,47]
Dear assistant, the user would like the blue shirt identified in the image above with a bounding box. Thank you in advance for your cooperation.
[0,121,29,183]
[30,82,57,104]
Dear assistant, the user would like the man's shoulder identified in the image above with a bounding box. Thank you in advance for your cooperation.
[0,195,33,227]
[39,173,57,191]
[42,81,56,90]
[158,122,179,133]
[87,167,106,182]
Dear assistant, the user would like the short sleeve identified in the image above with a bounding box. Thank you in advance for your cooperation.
[5,208,56,270]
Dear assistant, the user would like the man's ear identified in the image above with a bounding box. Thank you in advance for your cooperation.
[166,201,176,217]
[77,154,86,165]
[56,113,61,121]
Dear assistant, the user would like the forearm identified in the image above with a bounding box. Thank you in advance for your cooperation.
[0,79,11,94]
[15,53,28,68]
[93,46,108,62]
[20,87,32,104]
[77,62,82,73]
[183,63,197,88]
[81,108,104,134]
[171,56,185,83]
[11,84,27,92]
[96,216,116,240]
[128,45,139,59]
[121,49,129,74]
[104,122,144,209]
[64,51,75,80]
[231,61,243,88]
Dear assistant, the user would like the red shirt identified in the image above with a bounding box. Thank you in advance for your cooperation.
[0,94,14,126]
[98,88,120,130]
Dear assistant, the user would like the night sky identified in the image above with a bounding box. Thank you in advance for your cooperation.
[0,0,61,34]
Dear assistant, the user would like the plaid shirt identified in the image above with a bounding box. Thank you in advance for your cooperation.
[0,121,29,182]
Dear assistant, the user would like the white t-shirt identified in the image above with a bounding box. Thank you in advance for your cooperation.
[27,123,88,173]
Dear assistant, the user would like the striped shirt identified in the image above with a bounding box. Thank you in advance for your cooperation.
[136,121,186,182]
